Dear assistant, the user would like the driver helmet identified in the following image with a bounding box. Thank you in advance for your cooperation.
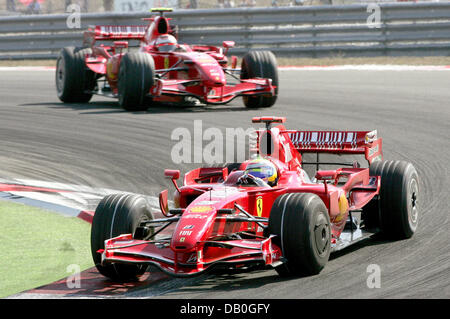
[155,34,177,52]
[244,158,278,186]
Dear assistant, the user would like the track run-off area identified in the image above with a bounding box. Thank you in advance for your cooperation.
[0,66,449,298]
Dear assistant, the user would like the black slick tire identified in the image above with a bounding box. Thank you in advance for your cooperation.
[118,52,155,111]
[240,50,278,108]
[362,160,419,239]
[268,193,331,277]
[90,193,154,281]
[55,47,96,103]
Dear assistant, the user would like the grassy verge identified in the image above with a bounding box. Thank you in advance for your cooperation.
[1,56,450,68]
[0,200,93,298]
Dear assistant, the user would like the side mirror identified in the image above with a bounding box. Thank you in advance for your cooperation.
[164,169,180,192]
[223,41,235,55]
[164,169,180,180]
[223,41,235,49]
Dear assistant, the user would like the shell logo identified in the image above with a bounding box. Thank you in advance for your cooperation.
[189,205,214,213]
[106,62,116,80]
[335,193,349,222]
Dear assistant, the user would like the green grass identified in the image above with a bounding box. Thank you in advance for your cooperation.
[0,200,94,298]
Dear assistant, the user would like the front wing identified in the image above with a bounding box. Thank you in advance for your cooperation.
[151,78,276,105]
[100,234,283,277]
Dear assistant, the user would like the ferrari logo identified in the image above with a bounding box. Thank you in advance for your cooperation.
[256,196,263,217]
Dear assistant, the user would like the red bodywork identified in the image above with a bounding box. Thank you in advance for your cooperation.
[82,15,275,105]
[99,117,384,277]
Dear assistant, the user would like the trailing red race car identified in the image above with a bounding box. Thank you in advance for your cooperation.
[91,117,420,280]
[55,8,278,111]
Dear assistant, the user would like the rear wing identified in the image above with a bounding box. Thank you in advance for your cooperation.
[284,130,382,164]
[83,25,147,46]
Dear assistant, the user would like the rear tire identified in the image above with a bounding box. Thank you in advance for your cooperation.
[118,52,155,111]
[362,160,419,239]
[90,193,154,281]
[240,50,278,108]
[55,47,96,103]
[268,193,331,277]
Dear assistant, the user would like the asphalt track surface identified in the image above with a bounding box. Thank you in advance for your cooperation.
[0,68,449,298]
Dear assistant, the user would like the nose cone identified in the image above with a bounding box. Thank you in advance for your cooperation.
[171,205,216,252]
[193,54,226,87]
[206,69,226,87]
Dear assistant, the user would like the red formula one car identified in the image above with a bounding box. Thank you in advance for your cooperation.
[55,8,278,111]
[91,117,420,280]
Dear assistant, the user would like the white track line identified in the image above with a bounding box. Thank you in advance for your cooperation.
[0,178,160,219]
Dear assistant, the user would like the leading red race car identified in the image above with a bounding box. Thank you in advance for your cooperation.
[91,116,420,280]
[55,8,278,111]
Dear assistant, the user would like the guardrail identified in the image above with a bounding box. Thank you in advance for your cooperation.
[1,2,450,60]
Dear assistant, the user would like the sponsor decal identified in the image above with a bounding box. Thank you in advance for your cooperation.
[256,196,263,217]
[189,205,214,213]
[180,237,185,242]
[179,230,193,236]
[335,193,349,222]
[196,200,219,205]
[210,188,239,198]
[184,214,209,219]
[106,62,116,80]
[183,225,194,230]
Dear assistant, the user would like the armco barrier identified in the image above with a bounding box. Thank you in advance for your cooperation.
[0,2,450,60]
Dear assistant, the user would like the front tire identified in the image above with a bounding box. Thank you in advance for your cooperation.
[118,52,155,111]
[240,50,278,108]
[268,193,331,277]
[90,193,154,281]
